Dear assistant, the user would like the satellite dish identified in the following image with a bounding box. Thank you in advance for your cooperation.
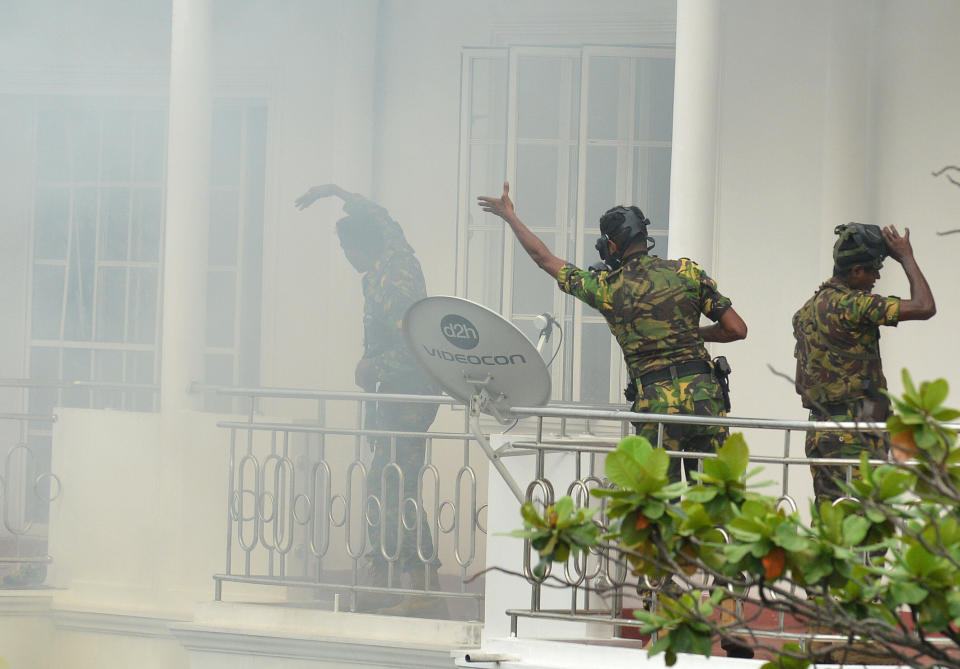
[404,296,551,422]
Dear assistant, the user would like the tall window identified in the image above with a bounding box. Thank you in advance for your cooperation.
[204,103,267,413]
[30,102,167,415]
[456,47,675,404]
[24,99,267,521]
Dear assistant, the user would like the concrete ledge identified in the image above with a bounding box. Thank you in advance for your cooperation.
[169,601,482,668]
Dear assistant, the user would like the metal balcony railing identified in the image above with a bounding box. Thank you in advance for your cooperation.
[496,404,960,652]
[208,385,489,620]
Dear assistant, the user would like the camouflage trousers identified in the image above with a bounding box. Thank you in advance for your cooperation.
[366,382,440,573]
[805,406,888,504]
[631,371,728,483]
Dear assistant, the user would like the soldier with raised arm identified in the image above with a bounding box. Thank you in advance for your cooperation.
[477,183,747,484]
[296,184,443,617]
[793,223,935,502]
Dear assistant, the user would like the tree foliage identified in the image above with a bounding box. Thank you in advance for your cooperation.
[514,371,960,668]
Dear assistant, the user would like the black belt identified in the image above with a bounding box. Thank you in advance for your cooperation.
[634,360,713,389]
[818,402,852,416]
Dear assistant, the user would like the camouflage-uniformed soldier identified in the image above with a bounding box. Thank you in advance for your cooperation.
[478,182,747,483]
[296,184,442,615]
[793,223,935,503]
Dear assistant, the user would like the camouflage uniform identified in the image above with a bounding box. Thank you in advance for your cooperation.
[353,207,440,572]
[558,254,732,482]
[792,277,900,502]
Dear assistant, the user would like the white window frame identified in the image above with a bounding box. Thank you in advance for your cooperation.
[456,45,675,405]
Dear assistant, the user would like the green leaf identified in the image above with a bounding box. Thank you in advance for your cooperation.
[921,378,949,411]
[702,457,731,482]
[554,497,574,524]
[646,447,670,481]
[718,433,750,478]
[877,469,915,500]
[521,502,547,529]
[644,499,666,520]
[685,485,719,503]
[617,435,654,462]
[933,407,960,421]
[902,369,920,405]
[648,634,671,657]
[605,451,644,490]
[890,580,928,605]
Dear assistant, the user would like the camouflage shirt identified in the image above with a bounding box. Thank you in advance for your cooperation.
[556,255,732,378]
[361,246,434,390]
[792,277,900,409]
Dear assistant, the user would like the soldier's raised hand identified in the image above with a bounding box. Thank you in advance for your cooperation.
[294,184,347,210]
[882,225,913,263]
[477,182,516,221]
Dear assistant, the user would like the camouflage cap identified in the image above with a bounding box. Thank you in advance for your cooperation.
[833,223,887,271]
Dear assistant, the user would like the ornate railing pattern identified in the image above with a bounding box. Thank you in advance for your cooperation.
[211,387,488,619]
[500,406,916,643]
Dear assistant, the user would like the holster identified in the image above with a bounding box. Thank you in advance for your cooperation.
[713,356,732,413]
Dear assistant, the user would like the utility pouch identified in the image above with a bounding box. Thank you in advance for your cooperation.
[624,378,638,404]
[713,356,732,413]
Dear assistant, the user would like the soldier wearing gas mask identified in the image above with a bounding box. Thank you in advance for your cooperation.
[792,223,935,503]
[478,182,747,484]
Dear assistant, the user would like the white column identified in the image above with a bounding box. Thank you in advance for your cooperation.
[667,0,721,272]
[160,0,212,412]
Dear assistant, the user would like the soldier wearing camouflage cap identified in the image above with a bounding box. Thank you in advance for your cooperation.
[296,184,443,617]
[792,223,935,503]
[478,182,747,483]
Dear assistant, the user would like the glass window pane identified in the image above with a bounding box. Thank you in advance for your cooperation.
[100,111,133,181]
[125,350,156,411]
[206,269,236,348]
[635,57,675,142]
[93,349,123,409]
[70,111,100,182]
[204,353,235,412]
[36,110,70,182]
[131,187,162,262]
[580,322,614,404]
[62,348,91,408]
[34,188,69,260]
[470,55,508,140]
[95,267,127,343]
[65,191,96,341]
[133,109,165,182]
[512,232,555,316]
[633,147,671,229]
[587,56,622,140]
[72,187,98,267]
[29,347,60,417]
[517,56,566,140]
[99,187,130,261]
[584,145,618,228]
[515,144,560,228]
[209,188,239,267]
[468,144,506,229]
[31,265,65,340]
[211,108,242,188]
[127,268,158,345]
[465,229,503,310]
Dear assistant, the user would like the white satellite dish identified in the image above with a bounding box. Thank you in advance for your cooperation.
[404,296,551,503]
[404,296,551,421]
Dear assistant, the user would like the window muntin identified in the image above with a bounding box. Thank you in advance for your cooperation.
[457,46,675,404]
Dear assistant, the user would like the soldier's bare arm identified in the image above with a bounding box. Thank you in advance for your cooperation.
[883,226,936,321]
[699,306,747,343]
[294,183,350,209]
[478,181,566,278]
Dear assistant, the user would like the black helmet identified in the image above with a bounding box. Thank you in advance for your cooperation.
[595,206,654,270]
[833,223,887,272]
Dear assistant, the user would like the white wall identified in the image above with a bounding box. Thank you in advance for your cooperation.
[694,0,960,503]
